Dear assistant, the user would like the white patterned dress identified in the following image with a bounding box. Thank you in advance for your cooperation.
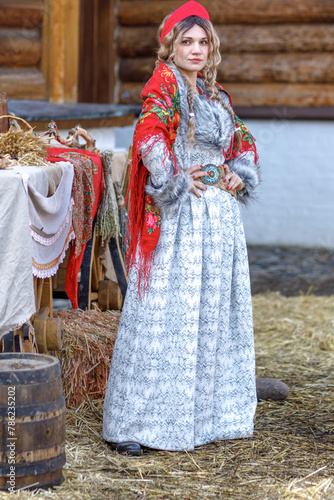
[103,64,259,451]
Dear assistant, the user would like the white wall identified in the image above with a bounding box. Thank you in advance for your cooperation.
[54,119,334,249]
[240,119,334,249]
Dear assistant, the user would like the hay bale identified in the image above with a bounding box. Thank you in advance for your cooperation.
[56,309,120,407]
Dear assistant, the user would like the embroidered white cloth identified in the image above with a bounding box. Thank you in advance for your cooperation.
[0,162,74,338]
[22,162,75,278]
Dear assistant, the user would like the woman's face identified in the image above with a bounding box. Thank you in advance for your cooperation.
[174,24,209,80]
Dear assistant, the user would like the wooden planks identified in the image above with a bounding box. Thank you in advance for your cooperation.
[119,24,334,58]
[119,0,334,26]
[0,29,41,67]
[0,1,45,99]
[0,69,46,99]
[0,7,43,29]
[120,53,334,84]
[215,24,334,53]
[119,82,334,107]
[224,83,334,107]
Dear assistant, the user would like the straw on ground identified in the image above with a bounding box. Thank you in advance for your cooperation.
[1,292,333,500]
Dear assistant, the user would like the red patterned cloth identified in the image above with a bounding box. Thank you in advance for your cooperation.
[47,147,104,308]
[126,62,180,293]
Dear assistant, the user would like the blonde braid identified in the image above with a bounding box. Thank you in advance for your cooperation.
[183,77,196,147]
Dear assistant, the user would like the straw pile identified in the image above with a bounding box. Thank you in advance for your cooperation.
[1,293,334,500]
[0,117,50,167]
[55,309,120,407]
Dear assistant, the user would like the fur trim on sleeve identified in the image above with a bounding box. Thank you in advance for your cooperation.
[145,169,191,214]
[229,152,260,205]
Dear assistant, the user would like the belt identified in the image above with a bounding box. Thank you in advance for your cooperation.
[198,164,237,198]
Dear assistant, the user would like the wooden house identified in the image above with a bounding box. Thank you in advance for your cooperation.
[2,0,334,109]
[1,0,334,247]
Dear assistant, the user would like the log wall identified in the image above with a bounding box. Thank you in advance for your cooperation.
[116,0,334,106]
[0,1,46,99]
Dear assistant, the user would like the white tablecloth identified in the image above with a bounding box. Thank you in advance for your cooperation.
[0,162,74,338]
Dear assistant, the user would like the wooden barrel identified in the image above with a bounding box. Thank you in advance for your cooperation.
[0,353,66,491]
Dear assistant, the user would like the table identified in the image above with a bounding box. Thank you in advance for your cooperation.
[0,162,74,338]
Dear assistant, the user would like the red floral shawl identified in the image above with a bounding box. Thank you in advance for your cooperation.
[126,61,257,293]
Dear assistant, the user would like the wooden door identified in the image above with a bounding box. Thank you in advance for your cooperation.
[78,0,116,103]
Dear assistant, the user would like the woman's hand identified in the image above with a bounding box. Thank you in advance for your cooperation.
[223,164,244,191]
[188,164,208,198]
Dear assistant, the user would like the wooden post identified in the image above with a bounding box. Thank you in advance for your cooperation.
[43,0,80,102]
[64,0,80,102]
[0,93,8,133]
[78,0,116,103]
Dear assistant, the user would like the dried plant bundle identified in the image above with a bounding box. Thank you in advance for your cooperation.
[0,115,50,168]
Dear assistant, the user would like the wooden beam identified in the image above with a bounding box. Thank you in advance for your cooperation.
[119,53,334,84]
[119,24,334,58]
[119,26,158,58]
[64,0,80,101]
[119,81,334,107]
[46,0,65,102]
[40,277,53,318]
[0,28,41,67]
[0,93,8,132]
[0,6,43,29]
[119,58,154,83]
[119,0,334,26]
[221,83,334,107]
[93,0,114,102]
[2,0,44,5]
[0,69,46,99]
[218,53,334,84]
[216,24,334,53]
[78,0,95,102]
[79,0,116,103]
[45,0,80,103]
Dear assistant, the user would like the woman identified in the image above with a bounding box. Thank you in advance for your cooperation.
[103,0,260,456]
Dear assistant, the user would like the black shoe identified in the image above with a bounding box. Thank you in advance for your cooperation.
[109,441,143,456]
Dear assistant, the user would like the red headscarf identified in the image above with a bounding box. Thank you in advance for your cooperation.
[160,1,210,43]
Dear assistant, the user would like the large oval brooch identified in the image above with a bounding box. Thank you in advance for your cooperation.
[200,164,221,185]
